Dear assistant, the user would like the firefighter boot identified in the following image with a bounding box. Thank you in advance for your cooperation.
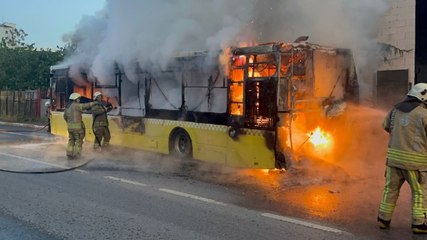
[102,142,110,151]
[377,217,390,230]
[93,144,101,151]
[412,224,427,234]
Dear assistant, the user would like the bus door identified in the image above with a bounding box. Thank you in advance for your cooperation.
[277,47,316,156]
[228,53,278,130]
[50,67,73,111]
[226,52,280,167]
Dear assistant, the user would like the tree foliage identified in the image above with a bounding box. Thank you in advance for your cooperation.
[0,28,67,90]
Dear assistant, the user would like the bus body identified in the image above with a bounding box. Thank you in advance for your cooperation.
[49,42,358,169]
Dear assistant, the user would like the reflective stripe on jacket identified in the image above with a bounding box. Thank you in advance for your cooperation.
[383,105,427,171]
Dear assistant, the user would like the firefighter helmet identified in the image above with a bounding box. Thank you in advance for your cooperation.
[69,93,81,100]
[94,91,102,100]
[408,83,427,102]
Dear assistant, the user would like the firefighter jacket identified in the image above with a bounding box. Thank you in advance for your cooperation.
[91,101,112,128]
[63,102,94,130]
[383,99,427,171]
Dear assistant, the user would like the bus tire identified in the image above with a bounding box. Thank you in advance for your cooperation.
[169,129,193,159]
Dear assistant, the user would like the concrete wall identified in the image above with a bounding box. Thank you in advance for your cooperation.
[377,0,416,85]
[0,22,16,45]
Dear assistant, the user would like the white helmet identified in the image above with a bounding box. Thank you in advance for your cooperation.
[94,91,102,100]
[69,93,81,100]
[45,101,51,107]
[408,83,427,101]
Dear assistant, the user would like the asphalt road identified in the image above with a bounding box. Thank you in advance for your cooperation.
[0,120,422,240]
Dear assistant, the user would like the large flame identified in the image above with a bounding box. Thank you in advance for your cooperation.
[308,127,332,149]
[229,55,245,116]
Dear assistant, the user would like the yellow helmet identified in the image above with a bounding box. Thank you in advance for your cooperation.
[408,83,427,102]
[69,93,81,100]
[94,91,102,100]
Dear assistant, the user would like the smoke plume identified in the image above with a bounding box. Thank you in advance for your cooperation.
[62,0,389,100]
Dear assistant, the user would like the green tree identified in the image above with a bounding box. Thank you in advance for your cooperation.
[0,27,65,90]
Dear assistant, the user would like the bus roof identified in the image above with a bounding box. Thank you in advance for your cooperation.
[50,64,70,71]
[232,42,347,55]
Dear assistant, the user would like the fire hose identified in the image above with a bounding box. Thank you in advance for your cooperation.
[0,121,49,132]
[0,101,113,174]
[0,160,92,174]
[295,131,314,154]
[0,121,93,174]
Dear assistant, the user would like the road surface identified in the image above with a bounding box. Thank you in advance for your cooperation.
[0,121,419,239]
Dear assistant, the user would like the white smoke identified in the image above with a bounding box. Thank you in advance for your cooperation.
[62,0,390,100]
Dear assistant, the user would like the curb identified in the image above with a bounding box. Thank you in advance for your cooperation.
[0,121,45,129]
[0,121,60,142]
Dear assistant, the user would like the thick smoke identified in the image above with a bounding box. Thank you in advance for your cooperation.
[62,0,389,100]
[57,0,393,206]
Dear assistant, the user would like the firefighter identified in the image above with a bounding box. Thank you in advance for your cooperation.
[63,93,95,159]
[378,83,427,234]
[91,91,112,150]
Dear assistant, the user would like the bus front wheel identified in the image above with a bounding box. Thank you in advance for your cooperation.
[170,129,193,159]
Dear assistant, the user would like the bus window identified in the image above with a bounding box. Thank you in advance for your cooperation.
[248,54,277,78]
[230,68,244,82]
[232,55,246,67]
[229,102,244,116]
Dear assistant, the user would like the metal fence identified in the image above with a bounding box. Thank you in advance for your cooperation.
[0,90,48,121]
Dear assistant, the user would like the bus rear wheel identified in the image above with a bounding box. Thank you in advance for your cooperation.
[170,129,192,159]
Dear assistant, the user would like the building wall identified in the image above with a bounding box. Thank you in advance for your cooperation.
[377,0,416,85]
[0,22,16,46]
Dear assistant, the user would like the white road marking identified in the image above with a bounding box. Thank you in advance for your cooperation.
[0,151,89,173]
[0,152,66,169]
[261,213,350,235]
[0,122,40,128]
[0,131,35,137]
[0,150,353,234]
[0,130,58,141]
[104,176,147,186]
[159,188,227,206]
[158,187,345,233]
[10,142,54,149]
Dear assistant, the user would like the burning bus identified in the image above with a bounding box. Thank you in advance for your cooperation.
[49,41,358,169]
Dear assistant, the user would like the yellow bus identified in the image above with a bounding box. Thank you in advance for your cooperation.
[49,42,358,169]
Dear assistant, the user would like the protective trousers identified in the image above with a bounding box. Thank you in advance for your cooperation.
[378,166,427,225]
[66,129,85,158]
[93,126,111,149]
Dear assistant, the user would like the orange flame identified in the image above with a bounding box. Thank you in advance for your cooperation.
[308,127,332,148]
[229,55,246,116]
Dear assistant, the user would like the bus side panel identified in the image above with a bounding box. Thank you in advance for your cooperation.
[226,130,276,169]
[51,112,119,144]
[313,50,345,99]
[51,111,68,137]
[173,123,275,168]
[51,112,276,168]
[107,117,171,154]
[179,123,228,164]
